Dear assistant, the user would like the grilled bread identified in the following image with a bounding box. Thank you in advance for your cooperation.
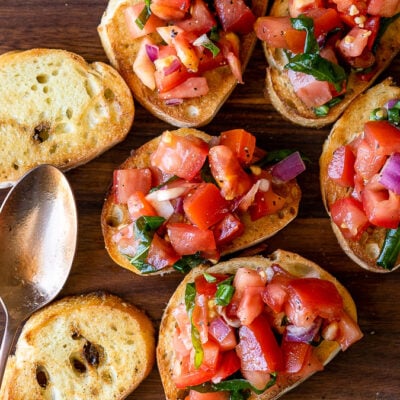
[0,48,134,188]
[0,292,155,400]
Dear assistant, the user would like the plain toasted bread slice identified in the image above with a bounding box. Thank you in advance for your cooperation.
[97,0,268,127]
[0,292,155,400]
[0,48,134,188]
[157,249,360,400]
[101,127,302,275]
[320,77,400,272]
[261,1,400,128]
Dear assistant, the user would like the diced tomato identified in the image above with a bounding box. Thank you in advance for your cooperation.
[127,191,158,220]
[167,222,216,255]
[209,145,252,200]
[367,0,400,17]
[287,70,333,108]
[154,59,196,93]
[113,168,152,204]
[195,273,230,297]
[363,121,400,156]
[133,37,156,90]
[208,317,237,351]
[219,129,256,165]
[193,293,209,343]
[124,3,163,39]
[185,390,230,400]
[183,183,229,230]
[281,339,312,373]
[236,313,284,373]
[176,0,216,35]
[225,51,243,84]
[361,180,400,229]
[151,131,209,181]
[328,145,356,187]
[353,139,387,181]
[159,76,209,99]
[233,267,266,298]
[249,187,287,221]
[303,7,343,39]
[146,233,180,270]
[336,310,363,351]
[364,16,381,50]
[215,0,256,34]
[338,27,370,58]
[237,286,265,326]
[211,350,241,383]
[150,0,190,20]
[287,278,344,325]
[330,196,369,240]
[212,213,245,246]
[262,281,289,314]
[289,0,324,17]
[332,0,368,15]
[173,303,192,350]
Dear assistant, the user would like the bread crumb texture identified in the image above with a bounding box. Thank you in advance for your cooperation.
[0,48,134,188]
[0,292,155,400]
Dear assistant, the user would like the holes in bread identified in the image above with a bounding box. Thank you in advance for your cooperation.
[33,123,50,143]
[83,341,104,367]
[70,355,87,374]
[36,74,49,84]
[66,107,73,119]
[104,88,115,101]
[35,365,50,389]
[106,205,125,227]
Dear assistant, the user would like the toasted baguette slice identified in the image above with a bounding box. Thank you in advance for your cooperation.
[0,292,155,400]
[0,48,134,188]
[97,0,268,127]
[101,127,302,275]
[157,249,360,400]
[320,78,400,272]
[261,1,400,128]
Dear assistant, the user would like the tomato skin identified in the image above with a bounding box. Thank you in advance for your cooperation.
[127,191,158,221]
[219,129,256,166]
[176,0,216,35]
[237,286,265,326]
[330,197,369,240]
[208,317,237,351]
[186,390,230,400]
[336,310,363,351]
[195,273,230,297]
[237,313,284,373]
[354,139,387,182]
[211,350,241,383]
[249,187,286,221]
[215,0,256,34]
[212,213,245,246]
[146,233,180,270]
[167,222,216,255]
[328,145,355,187]
[113,168,152,204]
[125,3,163,39]
[262,281,289,314]
[368,0,400,17]
[151,131,209,181]
[281,339,312,373]
[364,121,400,156]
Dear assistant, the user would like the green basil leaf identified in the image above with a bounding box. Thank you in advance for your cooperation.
[285,53,347,92]
[215,276,235,306]
[377,227,400,270]
[173,253,207,274]
[135,0,152,30]
[185,283,204,368]
[313,96,343,116]
[290,16,318,54]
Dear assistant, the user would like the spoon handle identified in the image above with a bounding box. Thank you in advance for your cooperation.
[0,297,18,390]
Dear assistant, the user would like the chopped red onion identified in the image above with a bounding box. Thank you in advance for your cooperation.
[285,318,322,343]
[145,44,159,62]
[384,98,400,110]
[379,152,400,194]
[163,58,181,76]
[271,151,306,182]
[165,98,183,106]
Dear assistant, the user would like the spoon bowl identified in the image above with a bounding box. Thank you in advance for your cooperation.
[0,164,77,386]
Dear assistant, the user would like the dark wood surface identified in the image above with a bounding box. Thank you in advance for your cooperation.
[0,1,399,399]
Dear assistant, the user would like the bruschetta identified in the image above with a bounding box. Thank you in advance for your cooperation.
[320,77,400,272]
[101,127,305,275]
[97,0,268,127]
[157,249,363,400]
[255,0,400,128]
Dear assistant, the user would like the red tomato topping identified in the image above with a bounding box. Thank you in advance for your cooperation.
[167,222,216,255]
[281,339,312,373]
[151,131,209,180]
[113,168,152,204]
[212,213,245,246]
[249,187,287,221]
[214,0,256,34]
[176,0,216,35]
[208,317,237,351]
[354,139,387,181]
[146,233,180,270]
[219,129,256,165]
[211,350,241,383]
[363,121,400,156]
[125,3,163,39]
[328,145,355,187]
[195,273,230,297]
[186,390,230,400]
[127,191,158,221]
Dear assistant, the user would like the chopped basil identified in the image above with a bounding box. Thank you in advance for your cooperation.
[314,96,343,116]
[125,215,165,273]
[209,26,220,42]
[290,16,318,54]
[135,0,151,30]
[193,33,220,57]
[173,253,207,273]
[203,272,217,282]
[369,107,388,121]
[185,283,204,368]
[215,276,235,306]
[377,227,400,270]
[190,373,277,399]
[388,107,400,125]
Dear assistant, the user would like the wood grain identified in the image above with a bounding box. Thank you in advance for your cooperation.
[0,1,399,399]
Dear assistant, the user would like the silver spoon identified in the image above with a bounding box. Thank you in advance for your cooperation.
[0,164,77,387]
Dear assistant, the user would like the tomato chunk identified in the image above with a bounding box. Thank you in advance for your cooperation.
[215,0,256,34]
[328,145,355,187]
[249,187,286,221]
[211,350,241,383]
[167,222,216,255]
[330,197,369,240]
[195,273,230,297]
[113,168,152,204]
[281,340,312,373]
[185,390,230,400]
[363,121,400,156]
[146,233,180,270]
[125,3,163,39]
[354,139,387,181]
[219,129,256,165]
[208,317,237,351]
[183,183,229,229]
[212,213,245,246]
[127,191,158,220]
[151,131,209,180]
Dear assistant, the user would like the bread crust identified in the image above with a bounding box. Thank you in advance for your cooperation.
[320,77,400,272]
[261,1,400,128]
[0,48,134,188]
[0,292,155,400]
[97,0,268,127]
[101,127,301,275]
[157,249,359,400]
